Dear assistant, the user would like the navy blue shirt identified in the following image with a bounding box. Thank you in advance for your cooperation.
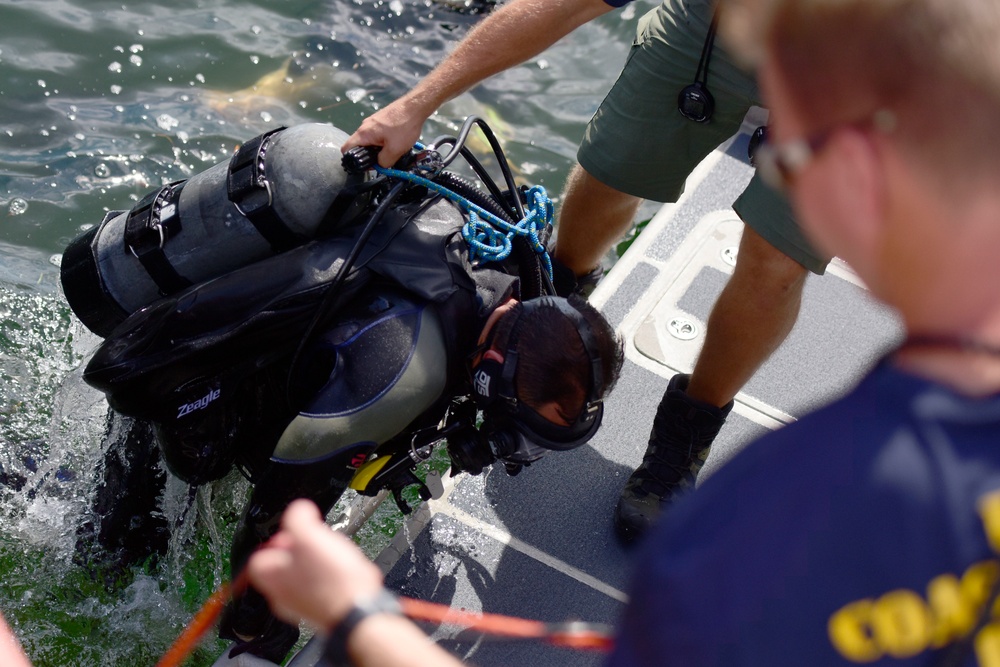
[608,361,1000,666]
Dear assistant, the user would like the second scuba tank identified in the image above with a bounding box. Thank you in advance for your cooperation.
[60,123,365,337]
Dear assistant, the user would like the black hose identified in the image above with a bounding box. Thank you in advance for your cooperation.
[429,116,524,222]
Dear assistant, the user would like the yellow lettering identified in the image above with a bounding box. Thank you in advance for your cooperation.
[928,573,977,647]
[962,560,1000,617]
[871,590,931,658]
[978,490,1000,554]
[829,600,882,663]
[830,560,1000,662]
[976,621,1000,667]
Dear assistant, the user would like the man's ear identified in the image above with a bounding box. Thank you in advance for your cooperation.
[824,127,889,272]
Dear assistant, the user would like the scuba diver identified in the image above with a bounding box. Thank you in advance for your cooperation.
[60,118,623,662]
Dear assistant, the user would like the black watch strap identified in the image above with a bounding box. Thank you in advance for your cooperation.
[322,589,403,666]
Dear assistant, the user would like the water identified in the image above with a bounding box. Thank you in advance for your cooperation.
[0,0,651,664]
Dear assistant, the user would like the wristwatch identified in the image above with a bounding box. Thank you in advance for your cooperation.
[322,589,403,666]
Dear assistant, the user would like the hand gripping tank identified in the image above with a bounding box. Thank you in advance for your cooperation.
[60,123,366,337]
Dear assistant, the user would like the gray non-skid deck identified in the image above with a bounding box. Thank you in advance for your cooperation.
[367,116,902,665]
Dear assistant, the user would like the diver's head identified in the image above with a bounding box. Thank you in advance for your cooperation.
[466,294,623,465]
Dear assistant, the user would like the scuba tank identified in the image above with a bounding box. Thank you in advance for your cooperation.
[60,123,366,337]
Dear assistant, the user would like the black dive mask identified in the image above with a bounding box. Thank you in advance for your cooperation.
[461,296,605,470]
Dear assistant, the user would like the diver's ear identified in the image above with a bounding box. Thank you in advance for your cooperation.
[482,349,504,364]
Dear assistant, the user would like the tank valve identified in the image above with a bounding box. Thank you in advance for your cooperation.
[342,146,382,174]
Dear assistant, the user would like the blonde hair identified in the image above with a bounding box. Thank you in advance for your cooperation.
[723,0,1000,175]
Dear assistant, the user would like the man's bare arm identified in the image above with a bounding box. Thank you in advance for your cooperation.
[341,0,616,166]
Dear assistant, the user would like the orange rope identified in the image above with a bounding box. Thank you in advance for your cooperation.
[154,570,248,667]
[398,597,615,652]
[155,574,613,666]
[399,596,548,639]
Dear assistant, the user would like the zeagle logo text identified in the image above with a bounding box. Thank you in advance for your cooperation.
[177,387,221,419]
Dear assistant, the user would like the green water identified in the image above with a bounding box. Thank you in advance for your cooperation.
[0,0,650,664]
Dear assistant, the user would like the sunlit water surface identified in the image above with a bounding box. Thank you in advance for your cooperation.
[0,0,649,664]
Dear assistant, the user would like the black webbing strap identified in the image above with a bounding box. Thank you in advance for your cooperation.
[227,126,303,252]
[123,180,193,296]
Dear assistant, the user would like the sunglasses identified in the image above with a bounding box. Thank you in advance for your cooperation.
[750,110,897,192]
[751,129,833,192]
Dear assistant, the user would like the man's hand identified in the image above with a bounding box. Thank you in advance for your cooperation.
[341,96,431,168]
[247,499,384,631]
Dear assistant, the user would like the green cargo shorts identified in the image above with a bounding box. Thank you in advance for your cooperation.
[578,0,829,274]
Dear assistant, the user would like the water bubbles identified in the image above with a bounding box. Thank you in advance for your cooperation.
[389,0,404,15]
[129,55,142,67]
[259,111,273,123]
[108,61,122,73]
[48,254,61,268]
[110,85,122,95]
[93,163,111,178]
[8,198,28,216]
[346,88,367,103]
[249,55,260,65]
[37,79,46,89]
[195,73,205,84]
[156,114,179,131]
[536,58,550,70]
[251,25,262,35]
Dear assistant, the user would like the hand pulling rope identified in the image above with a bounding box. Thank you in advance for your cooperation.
[374,165,554,281]
[155,574,613,666]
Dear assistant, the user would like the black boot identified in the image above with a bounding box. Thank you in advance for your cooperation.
[550,252,604,299]
[614,374,733,544]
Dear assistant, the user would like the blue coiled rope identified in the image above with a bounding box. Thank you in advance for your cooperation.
[373,165,554,281]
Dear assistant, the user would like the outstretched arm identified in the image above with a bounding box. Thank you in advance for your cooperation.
[341,0,617,167]
[248,500,465,667]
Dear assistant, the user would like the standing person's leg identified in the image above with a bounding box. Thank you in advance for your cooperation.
[549,1,831,542]
[686,227,805,406]
[553,165,642,277]
[614,169,830,543]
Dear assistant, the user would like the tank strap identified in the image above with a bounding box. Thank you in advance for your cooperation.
[227,126,304,252]
[123,180,193,296]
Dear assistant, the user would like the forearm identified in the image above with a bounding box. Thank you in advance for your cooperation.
[344,613,464,667]
[343,0,616,163]
[399,0,616,115]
